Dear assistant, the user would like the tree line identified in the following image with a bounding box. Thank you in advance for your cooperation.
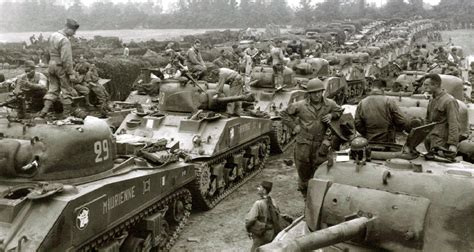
[0,0,472,32]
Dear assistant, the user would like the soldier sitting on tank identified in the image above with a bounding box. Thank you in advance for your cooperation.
[422,73,461,160]
[185,39,207,80]
[409,45,423,70]
[209,65,245,116]
[212,50,233,69]
[355,79,411,144]
[71,62,94,108]
[86,63,113,114]
[1,60,47,118]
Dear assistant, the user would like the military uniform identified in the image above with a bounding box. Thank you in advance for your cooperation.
[355,90,410,143]
[13,71,47,112]
[281,96,343,193]
[186,46,206,78]
[270,45,285,89]
[216,68,243,115]
[425,91,460,151]
[45,30,78,105]
[245,196,279,252]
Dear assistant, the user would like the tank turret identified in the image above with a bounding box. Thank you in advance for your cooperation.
[158,81,255,113]
[260,124,474,251]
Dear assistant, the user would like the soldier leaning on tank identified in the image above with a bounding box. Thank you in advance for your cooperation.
[270,40,285,89]
[355,79,411,144]
[3,60,48,116]
[38,18,80,118]
[245,181,281,252]
[210,66,244,116]
[185,39,207,80]
[280,79,343,196]
[423,73,460,158]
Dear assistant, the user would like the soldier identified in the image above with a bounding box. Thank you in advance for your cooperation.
[270,40,285,89]
[355,79,411,143]
[244,41,260,65]
[212,50,233,69]
[281,79,343,196]
[286,40,303,58]
[185,39,207,79]
[3,60,47,116]
[410,45,422,70]
[245,181,280,252]
[211,66,244,116]
[71,62,93,107]
[85,63,112,114]
[423,73,460,157]
[38,19,80,118]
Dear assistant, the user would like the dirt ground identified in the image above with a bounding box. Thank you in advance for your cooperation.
[172,147,305,252]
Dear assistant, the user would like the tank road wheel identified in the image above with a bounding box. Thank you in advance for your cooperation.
[121,235,146,252]
[171,199,185,223]
[157,220,170,249]
[208,176,218,197]
[198,163,211,197]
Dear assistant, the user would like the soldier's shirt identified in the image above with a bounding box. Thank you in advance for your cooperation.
[426,90,460,147]
[270,47,285,66]
[48,30,74,75]
[14,72,47,94]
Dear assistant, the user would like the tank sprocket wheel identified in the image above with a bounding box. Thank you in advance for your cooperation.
[121,235,145,252]
[197,163,211,197]
[171,199,185,223]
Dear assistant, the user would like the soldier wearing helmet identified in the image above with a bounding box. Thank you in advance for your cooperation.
[281,78,343,196]
[355,79,411,143]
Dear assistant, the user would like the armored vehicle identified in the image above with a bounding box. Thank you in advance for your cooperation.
[0,115,195,251]
[116,80,272,209]
[260,124,474,251]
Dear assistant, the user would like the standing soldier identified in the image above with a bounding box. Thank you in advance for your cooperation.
[423,73,460,158]
[245,181,280,252]
[270,40,285,89]
[281,79,343,196]
[355,79,411,143]
[38,19,80,118]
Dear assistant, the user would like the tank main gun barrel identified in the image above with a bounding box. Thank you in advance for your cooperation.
[258,217,370,252]
[213,94,255,104]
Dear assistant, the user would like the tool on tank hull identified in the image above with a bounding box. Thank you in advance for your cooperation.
[0,115,195,251]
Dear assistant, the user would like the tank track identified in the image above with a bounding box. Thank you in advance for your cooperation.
[79,188,192,252]
[190,136,270,210]
[269,121,296,154]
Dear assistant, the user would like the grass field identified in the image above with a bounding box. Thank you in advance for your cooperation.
[441,29,474,56]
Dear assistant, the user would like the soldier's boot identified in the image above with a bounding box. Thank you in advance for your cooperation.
[37,100,53,118]
[62,104,73,118]
[84,95,94,108]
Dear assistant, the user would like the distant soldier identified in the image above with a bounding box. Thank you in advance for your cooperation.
[423,73,460,158]
[245,181,280,252]
[212,50,233,69]
[38,18,80,118]
[355,79,411,143]
[230,44,242,70]
[2,60,47,117]
[270,40,285,89]
[286,40,303,58]
[123,43,129,58]
[409,45,423,70]
[71,62,93,107]
[281,79,343,196]
[185,39,207,79]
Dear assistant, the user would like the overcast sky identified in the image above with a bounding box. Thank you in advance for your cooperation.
[79,0,442,11]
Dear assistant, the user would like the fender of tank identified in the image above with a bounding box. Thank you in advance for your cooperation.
[250,66,295,88]
[260,127,474,251]
[0,116,196,251]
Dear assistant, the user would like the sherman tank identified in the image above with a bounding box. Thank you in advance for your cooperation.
[260,124,474,251]
[0,115,195,251]
[115,80,272,209]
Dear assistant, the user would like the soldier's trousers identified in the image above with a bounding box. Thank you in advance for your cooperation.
[250,229,274,252]
[294,140,326,195]
[227,77,243,114]
[44,62,77,105]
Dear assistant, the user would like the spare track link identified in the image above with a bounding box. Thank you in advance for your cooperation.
[269,121,296,154]
[79,188,192,252]
[190,136,270,210]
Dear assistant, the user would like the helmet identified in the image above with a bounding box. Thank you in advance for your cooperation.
[351,137,368,151]
[306,78,325,93]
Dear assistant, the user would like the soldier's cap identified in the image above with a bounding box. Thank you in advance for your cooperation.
[24,60,36,68]
[260,181,272,193]
[66,18,80,30]
[194,39,201,44]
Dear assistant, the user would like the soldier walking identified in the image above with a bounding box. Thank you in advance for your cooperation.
[281,79,343,196]
[245,181,280,252]
[270,40,285,89]
[38,19,80,118]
